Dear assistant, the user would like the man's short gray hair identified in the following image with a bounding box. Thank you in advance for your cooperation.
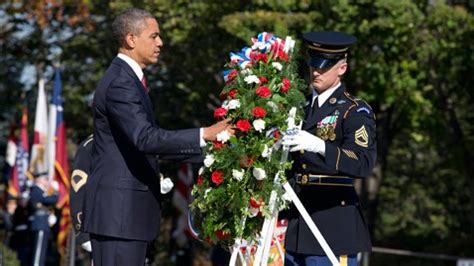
[112,8,155,47]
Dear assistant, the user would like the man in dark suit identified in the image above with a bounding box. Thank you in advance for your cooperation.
[82,8,230,265]
[282,31,377,265]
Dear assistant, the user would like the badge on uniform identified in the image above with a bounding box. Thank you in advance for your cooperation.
[71,169,88,192]
[355,125,369,147]
[316,110,339,141]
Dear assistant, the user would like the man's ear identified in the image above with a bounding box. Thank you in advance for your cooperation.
[124,33,135,49]
[338,62,348,76]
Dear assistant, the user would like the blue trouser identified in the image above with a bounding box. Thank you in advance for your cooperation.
[285,251,358,266]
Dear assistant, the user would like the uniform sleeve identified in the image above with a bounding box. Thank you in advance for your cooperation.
[105,78,201,155]
[325,105,377,178]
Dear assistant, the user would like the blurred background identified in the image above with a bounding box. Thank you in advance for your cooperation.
[0,0,473,265]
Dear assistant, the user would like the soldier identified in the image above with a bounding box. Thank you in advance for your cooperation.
[70,134,94,254]
[282,31,377,265]
[29,173,59,266]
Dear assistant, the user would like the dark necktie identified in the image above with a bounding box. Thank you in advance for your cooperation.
[141,76,149,93]
[304,97,319,129]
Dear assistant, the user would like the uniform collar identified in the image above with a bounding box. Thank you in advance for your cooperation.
[117,53,144,81]
[311,82,341,108]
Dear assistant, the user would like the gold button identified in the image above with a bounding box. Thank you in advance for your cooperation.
[341,201,346,206]
[301,175,308,184]
[300,150,305,154]
[302,164,307,169]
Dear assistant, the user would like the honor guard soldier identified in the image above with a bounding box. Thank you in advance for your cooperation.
[70,134,93,254]
[282,31,377,266]
[29,172,59,266]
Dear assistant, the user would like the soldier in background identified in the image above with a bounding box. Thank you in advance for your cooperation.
[70,134,93,255]
[29,172,59,266]
[10,192,32,266]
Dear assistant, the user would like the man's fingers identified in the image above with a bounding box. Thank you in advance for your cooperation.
[289,145,303,152]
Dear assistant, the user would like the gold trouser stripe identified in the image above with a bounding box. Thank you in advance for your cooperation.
[340,255,348,266]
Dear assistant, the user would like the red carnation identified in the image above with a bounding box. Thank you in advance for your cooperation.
[236,119,251,132]
[277,50,289,62]
[259,76,268,84]
[251,53,268,63]
[251,106,267,118]
[281,78,291,93]
[273,129,281,140]
[215,230,231,240]
[211,170,224,185]
[228,89,238,98]
[214,107,227,119]
[256,86,271,98]
[249,197,263,208]
[226,70,238,84]
[213,140,225,150]
[197,176,204,186]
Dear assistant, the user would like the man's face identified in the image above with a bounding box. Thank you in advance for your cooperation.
[131,18,163,68]
[309,61,347,93]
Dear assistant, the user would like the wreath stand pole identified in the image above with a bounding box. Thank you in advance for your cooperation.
[252,147,341,266]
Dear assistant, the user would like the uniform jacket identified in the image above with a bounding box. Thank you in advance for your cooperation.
[285,83,377,255]
[29,185,58,232]
[83,57,201,241]
[70,134,93,245]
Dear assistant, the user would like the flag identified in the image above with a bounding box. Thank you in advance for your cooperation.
[30,78,49,175]
[7,106,29,198]
[172,163,194,247]
[49,68,71,255]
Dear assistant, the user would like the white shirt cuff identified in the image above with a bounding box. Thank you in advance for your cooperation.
[199,128,206,147]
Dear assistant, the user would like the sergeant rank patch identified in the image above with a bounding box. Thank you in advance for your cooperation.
[355,125,369,147]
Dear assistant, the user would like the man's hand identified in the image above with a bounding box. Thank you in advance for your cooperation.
[203,118,234,141]
[282,130,326,155]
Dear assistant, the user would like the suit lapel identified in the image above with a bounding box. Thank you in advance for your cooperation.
[112,58,155,121]
[305,84,345,130]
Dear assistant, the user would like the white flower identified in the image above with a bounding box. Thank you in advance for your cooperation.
[244,75,260,84]
[216,130,231,143]
[272,62,283,71]
[204,154,215,167]
[204,188,212,198]
[249,207,259,217]
[253,119,266,132]
[253,167,267,180]
[266,101,279,112]
[240,68,253,76]
[232,169,245,181]
[198,166,205,176]
[261,144,272,158]
[226,99,241,110]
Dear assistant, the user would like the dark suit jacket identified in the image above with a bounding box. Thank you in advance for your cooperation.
[83,57,201,241]
[285,84,376,255]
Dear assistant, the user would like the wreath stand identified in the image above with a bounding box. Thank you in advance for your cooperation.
[229,146,341,266]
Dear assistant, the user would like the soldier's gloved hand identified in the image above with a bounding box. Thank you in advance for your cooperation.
[282,130,326,155]
[81,241,92,252]
[160,177,174,194]
[50,180,59,192]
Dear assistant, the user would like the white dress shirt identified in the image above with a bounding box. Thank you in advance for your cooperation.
[311,81,341,108]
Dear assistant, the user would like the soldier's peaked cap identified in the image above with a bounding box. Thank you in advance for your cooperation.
[303,31,357,69]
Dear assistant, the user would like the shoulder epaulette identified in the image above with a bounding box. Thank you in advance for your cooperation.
[83,134,94,147]
[343,92,358,106]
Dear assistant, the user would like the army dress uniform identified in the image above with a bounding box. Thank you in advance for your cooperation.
[70,134,93,249]
[283,31,377,264]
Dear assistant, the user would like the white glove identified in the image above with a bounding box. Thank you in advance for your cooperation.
[50,180,59,191]
[282,130,326,155]
[48,213,57,227]
[160,177,174,194]
[81,241,92,252]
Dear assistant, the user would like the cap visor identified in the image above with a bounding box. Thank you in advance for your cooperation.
[308,57,338,69]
